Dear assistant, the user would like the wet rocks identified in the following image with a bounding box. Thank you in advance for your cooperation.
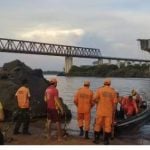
[0,60,72,122]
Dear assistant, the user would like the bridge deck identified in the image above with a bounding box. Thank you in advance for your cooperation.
[0,38,150,62]
[0,38,101,58]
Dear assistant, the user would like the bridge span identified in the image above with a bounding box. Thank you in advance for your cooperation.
[0,38,150,73]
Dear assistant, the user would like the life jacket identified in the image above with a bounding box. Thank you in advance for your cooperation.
[122,96,138,116]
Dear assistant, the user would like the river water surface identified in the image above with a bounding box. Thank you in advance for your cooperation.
[44,75,150,144]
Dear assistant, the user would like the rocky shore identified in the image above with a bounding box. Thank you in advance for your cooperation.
[0,60,71,122]
[1,119,149,145]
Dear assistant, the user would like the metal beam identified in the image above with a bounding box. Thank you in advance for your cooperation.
[0,38,101,58]
[0,38,150,63]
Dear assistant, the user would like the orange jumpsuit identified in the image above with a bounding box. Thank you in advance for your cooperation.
[94,85,117,133]
[74,86,93,131]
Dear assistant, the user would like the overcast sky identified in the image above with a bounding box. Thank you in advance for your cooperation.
[0,0,150,71]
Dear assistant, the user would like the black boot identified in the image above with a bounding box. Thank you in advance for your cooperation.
[85,131,89,139]
[13,121,22,135]
[79,126,84,136]
[93,131,100,144]
[104,132,110,145]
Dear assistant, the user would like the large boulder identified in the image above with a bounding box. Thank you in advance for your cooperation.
[0,60,72,122]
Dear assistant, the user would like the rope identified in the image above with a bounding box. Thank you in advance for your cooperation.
[62,112,69,137]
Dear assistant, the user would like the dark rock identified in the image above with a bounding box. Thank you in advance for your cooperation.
[0,80,18,119]
[32,69,44,78]
[0,71,9,79]
[0,60,72,123]
[58,97,72,123]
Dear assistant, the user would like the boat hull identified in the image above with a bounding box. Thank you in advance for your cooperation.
[115,106,150,135]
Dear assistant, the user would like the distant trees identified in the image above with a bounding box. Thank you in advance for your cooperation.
[68,63,150,78]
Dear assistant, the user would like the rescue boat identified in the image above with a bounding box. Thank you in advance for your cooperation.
[115,101,150,134]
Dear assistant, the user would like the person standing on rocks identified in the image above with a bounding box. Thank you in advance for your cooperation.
[13,79,31,135]
[74,80,94,139]
[44,78,64,142]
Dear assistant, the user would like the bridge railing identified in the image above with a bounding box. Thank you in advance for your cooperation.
[0,38,102,58]
[0,38,150,63]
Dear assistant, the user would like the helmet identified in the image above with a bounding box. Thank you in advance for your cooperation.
[131,89,136,96]
[49,78,57,84]
[104,79,111,85]
[84,80,90,86]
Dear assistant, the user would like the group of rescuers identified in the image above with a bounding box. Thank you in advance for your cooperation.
[0,78,143,145]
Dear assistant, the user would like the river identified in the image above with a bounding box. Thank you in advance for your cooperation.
[44,75,150,143]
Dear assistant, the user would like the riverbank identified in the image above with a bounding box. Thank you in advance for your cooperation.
[1,119,149,145]
[67,64,150,78]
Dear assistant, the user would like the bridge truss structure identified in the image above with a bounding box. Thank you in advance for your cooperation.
[0,38,102,58]
[0,38,150,63]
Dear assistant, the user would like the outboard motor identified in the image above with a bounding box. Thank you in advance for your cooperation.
[140,101,147,109]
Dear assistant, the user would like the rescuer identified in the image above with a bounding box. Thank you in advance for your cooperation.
[131,89,142,110]
[93,79,117,145]
[13,79,31,135]
[44,78,64,142]
[74,80,94,139]
[122,95,138,117]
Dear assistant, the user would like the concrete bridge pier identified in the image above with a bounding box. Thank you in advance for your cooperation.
[124,61,128,67]
[64,56,73,73]
[139,62,142,66]
[97,58,103,65]
[117,60,121,68]
[108,59,111,65]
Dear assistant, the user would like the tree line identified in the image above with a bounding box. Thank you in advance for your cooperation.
[67,63,150,78]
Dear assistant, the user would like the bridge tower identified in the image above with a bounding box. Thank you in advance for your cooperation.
[64,56,73,74]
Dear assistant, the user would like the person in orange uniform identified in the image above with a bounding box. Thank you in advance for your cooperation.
[93,79,117,145]
[44,78,64,141]
[74,80,93,139]
[13,79,31,135]
[122,95,138,117]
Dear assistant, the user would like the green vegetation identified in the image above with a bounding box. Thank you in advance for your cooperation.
[67,64,150,78]
[43,71,65,76]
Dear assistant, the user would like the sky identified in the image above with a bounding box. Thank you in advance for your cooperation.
[0,0,150,71]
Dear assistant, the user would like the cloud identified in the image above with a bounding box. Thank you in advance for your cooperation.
[1,0,150,70]
[18,27,84,45]
[21,28,84,38]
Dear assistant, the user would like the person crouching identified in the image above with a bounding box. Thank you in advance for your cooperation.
[122,95,138,118]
